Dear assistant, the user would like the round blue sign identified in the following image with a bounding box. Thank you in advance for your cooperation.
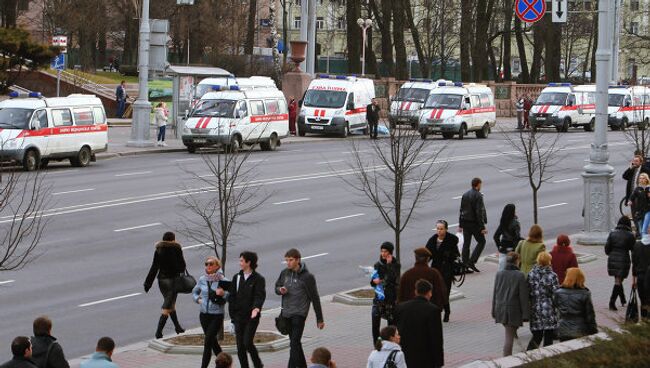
[515,0,546,23]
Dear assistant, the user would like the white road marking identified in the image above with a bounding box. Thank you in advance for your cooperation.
[273,198,310,205]
[452,195,462,200]
[78,293,141,307]
[283,253,329,263]
[198,174,215,178]
[0,280,15,285]
[404,180,430,186]
[567,139,584,142]
[114,171,152,177]
[499,168,517,173]
[172,158,199,163]
[52,188,95,196]
[553,178,580,183]
[539,203,568,210]
[113,223,162,232]
[325,213,365,222]
[341,149,372,154]
[317,160,345,165]
[183,243,210,250]
[245,159,267,164]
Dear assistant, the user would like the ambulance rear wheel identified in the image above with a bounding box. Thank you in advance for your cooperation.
[71,146,91,167]
[420,131,427,140]
[584,118,595,132]
[476,123,489,139]
[340,123,349,138]
[457,124,467,140]
[621,118,628,131]
[186,145,197,154]
[260,133,278,151]
[22,149,39,172]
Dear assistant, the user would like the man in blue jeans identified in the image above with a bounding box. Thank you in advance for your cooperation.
[276,248,325,368]
[115,81,128,118]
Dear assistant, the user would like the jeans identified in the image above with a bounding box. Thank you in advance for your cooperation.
[462,222,486,265]
[116,99,125,118]
[527,329,555,350]
[371,304,395,344]
[157,125,166,142]
[287,315,307,368]
[235,318,263,368]
[516,111,523,129]
[642,212,650,237]
[498,253,507,271]
[199,313,223,368]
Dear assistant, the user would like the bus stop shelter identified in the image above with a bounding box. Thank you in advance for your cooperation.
[163,65,232,138]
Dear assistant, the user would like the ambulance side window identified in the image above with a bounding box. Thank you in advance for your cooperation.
[624,95,632,107]
[93,107,106,124]
[278,99,288,114]
[265,100,279,114]
[31,110,48,130]
[52,109,73,126]
[567,94,576,106]
[346,93,354,109]
[236,101,248,118]
[470,95,480,108]
[250,100,265,115]
[479,94,490,107]
[73,108,94,126]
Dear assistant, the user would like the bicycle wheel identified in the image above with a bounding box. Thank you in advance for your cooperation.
[620,197,632,218]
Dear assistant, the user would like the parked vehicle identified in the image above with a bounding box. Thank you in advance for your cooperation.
[530,83,595,132]
[389,79,452,129]
[608,85,650,130]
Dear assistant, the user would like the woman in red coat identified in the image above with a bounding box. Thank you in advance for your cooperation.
[288,96,298,135]
[550,234,578,284]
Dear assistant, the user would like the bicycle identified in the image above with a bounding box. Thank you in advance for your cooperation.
[620,196,632,218]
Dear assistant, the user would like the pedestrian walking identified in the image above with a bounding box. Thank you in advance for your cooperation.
[605,216,636,311]
[0,336,37,368]
[515,96,524,130]
[632,238,650,319]
[144,231,187,339]
[395,279,444,368]
[228,251,265,368]
[515,224,546,276]
[30,316,69,368]
[154,102,168,147]
[623,155,650,207]
[493,204,523,271]
[426,220,460,322]
[526,252,559,351]
[523,95,532,129]
[554,268,598,341]
[549,234,578,284]
[289,96,298,135]
[308,347,336,368]
[366,98,380,139]
[366,326,407,368]
[275,249,324,368]
[115,81,128,118]
[459,177,487,273]
[629,172,650,238]
[79,337,118,368]
[192,256,229,368]
[398,247,448,308]
[370,242,401,344]
[215,352,233,368]
[492,252,529,357]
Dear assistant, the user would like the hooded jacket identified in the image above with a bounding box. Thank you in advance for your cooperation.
[550,245,578,284]
[605,224,635,279]
[275,262,323,322]
[30,335,69,368]
[366,341,407,368]
[144,241,186,290]
[153,107,168,127]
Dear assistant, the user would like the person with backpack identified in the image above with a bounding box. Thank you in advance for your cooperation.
[366,326,407,368]
[30,316,69,368]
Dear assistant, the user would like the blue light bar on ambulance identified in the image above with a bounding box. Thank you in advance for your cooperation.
[548,83,572,87]
[609,85,627,89]
[29,92,42,98]
[317,74,330,79]
[211,85,221,91]
[8,91,19,98]
[229,85,240,91]
[454,82,464,87]
[335,75,347,80]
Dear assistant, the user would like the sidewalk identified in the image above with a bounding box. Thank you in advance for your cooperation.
[69,235,624,368]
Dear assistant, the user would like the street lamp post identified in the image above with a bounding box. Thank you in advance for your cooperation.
[357,18,372,76]
[127,0,154,147]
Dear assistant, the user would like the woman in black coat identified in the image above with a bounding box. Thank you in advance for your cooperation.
[554,268,598,341]
[144,231,187,338]
[632,239,650,319]
[605,216,636,310]
[493,204,522,271]
[426,219,460,322]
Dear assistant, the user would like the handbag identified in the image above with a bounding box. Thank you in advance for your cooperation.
[626,286,639,323]
[383,350,399,368]
[174,269,197,294]
[275,311,291,335]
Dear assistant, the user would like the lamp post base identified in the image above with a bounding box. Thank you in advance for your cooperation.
[127,99,155,148]
[577,165,615,246]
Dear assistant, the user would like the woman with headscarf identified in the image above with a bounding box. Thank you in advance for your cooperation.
[550,234,578,284]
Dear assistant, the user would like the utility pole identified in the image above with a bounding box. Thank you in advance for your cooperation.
[579,0,615,245]
[299,0,316,75]
[127,0,154,147]
[610,0,621,83]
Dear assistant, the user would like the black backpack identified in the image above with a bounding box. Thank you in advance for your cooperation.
[383,350,399,368]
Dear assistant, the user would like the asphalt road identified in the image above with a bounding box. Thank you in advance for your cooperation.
[0,127,635,361]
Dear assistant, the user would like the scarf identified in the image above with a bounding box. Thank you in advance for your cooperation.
[205,271,224,283]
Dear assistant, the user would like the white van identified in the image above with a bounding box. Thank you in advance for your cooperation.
[0,92,108,171]
[191,76,275,105]
[417,82,496,140]
[182,85,288,153]
[389,79,453,129]
[297,74,375,137]
[530,83,594,132]
[608,85,650,130]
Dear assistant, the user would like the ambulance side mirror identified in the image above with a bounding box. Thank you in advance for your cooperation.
[346,102,354,110]
[626,100,632,107]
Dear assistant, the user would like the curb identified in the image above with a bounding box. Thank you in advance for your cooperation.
[332,286,465,306]
[148,330,290,355]
[96,148,187,160]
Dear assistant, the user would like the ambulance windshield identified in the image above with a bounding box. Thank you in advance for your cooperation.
[395,88,430,102]
[303,90,347,108]
[608,94,625,107]
[424,94,463,109]
[192,99,236,118]
[0,108,34,129]
[536,93,567,105]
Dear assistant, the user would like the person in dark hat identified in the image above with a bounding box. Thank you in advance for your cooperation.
[398,247,448,308]
[370,241,401,345]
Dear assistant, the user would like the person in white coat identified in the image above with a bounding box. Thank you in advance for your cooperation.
[154,102,168,146]
[367,326,407,368]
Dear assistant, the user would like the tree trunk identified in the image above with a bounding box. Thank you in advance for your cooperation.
[439,0,448,78]
[379,0,394,77]
[472,0,495,82]
[282,0,288,64]
[514,17,530,82]
[530,22,545,83]
[122,16,139,66]
[78,29,94,71]
[460,0,473,81]
[346,0,361,74]
[245,0,257,55]
[503,0,513,81]
[1,0,18,28]
[532,188,538,224]
[544,17,562,82]
[488,41,498,82]
[366,28,379,76]
[404,0,429,78]
[392,0,408,80]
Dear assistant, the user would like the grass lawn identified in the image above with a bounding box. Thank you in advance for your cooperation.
[43,68,139,84]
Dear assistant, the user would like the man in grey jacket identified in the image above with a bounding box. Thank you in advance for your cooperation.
[276,248,324,368]
[459,177,488,273]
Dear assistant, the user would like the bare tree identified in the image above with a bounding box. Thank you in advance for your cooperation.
[341,127,447,260]
[0,168,51,271]
[500,128,564,224]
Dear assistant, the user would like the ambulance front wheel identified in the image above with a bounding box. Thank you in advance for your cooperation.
[260,133,278,151]
[584,118,595,132]
[186,145,197,153]
[340,123,350,138]
[457,124,467,140]
[70,146,91,167]
[22,149,39,171]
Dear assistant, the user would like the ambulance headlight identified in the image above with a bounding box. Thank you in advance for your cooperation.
[182,126,191,135]
[552,112,559,117]
[442,116,456,125]
[299,108,306,116]
[333,109,343,116]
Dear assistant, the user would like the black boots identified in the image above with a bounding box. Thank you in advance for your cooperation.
[610,285,626,311]
[155,314,168,339]
[443,304,450,322]
[170,310,185,334]
[618,285,627,306]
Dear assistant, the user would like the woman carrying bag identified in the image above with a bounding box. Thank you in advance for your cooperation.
[144,231,187,339]
[193,256,229,368]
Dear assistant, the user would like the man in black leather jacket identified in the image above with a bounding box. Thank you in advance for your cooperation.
[459,177,487,273]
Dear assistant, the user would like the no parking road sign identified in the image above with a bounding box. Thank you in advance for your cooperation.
[515,0,546,24]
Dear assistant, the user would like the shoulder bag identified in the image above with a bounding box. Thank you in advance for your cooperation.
[383,350,399,368]
[275,311,291,335]
[174,269,196,294]
[626,286,639,323]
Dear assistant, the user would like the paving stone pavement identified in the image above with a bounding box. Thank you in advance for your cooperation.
[69,234,626,368]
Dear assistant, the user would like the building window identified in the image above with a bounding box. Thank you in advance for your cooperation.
[631,0,640,11]
[316,17,324,30]
[336,17,346,30]
[293,16,301,29]
[631,21,639,34]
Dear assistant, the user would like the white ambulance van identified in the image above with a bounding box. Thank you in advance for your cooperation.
[297,74,375,137]
[389,79,452,129]
[417,82,496,140]
[191,76,275,105]
[182,85,288,153]
[0,92,107,171]
[530,83,594,132]
[608,85,650,130]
